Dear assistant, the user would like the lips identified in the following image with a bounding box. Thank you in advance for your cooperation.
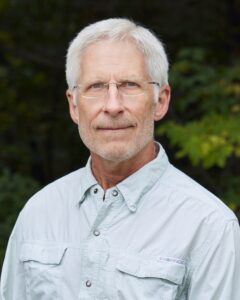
[99,126,133,130]
[94,119,136,131]
[96,122,135,130]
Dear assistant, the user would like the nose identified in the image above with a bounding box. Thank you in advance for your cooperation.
[102,83,124,117]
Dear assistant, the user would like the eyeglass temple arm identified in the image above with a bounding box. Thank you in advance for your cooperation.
[148,81,160,86]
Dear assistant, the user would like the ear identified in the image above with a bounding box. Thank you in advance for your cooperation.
[66,89,79,125]
[154,85,171,121]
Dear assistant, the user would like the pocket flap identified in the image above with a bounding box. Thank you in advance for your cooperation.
[20,243,67,265]
[116,255,185,285]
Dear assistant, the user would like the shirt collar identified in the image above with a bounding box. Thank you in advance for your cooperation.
[77,156,98,205]
[117,142,169,212]
[77,142,169,211]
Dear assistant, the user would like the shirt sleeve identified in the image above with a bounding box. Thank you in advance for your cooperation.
[188,219,240,300]
[0,213,26,300]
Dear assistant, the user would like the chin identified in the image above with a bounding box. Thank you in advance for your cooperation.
[95,147,134,162]
[92,141,147,163]
[81,131,153,163]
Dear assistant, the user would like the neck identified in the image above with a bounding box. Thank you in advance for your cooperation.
[91,141,157,191]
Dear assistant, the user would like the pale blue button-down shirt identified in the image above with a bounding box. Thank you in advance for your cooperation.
[1,144,240,299]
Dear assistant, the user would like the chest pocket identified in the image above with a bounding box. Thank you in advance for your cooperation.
[20,243,67,300]
[115,254,186,300]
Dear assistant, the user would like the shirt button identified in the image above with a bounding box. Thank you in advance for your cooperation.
[93,188,98,194]
[112,190,118,197]
[86,280,92,287]
[93,229,100,236]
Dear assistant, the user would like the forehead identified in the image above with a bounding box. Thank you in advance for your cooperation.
[80,39,149,81]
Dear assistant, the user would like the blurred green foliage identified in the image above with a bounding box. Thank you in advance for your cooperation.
[157,48,240,211]
[0,0,239,272]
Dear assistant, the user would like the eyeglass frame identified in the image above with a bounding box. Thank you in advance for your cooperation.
[72,80,160,99]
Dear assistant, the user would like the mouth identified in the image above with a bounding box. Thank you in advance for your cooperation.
[97,126,134,131]
[100,126,132,130]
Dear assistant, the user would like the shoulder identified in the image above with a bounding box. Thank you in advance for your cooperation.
[13,167,87,240]
[158,163,237,224]
[22,167,85,216]
[153,163,239,266]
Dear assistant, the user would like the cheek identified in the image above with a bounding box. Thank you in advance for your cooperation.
[77,105,98,128]
[133,102,155,124]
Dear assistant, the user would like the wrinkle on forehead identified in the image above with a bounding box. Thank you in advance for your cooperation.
[79,39,149,83]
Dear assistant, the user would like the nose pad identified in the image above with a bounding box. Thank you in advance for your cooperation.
[103,83,124,115]
[105,82,122,100]
[107,82,119,96]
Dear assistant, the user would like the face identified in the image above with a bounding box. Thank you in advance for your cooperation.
[67,39,170,162]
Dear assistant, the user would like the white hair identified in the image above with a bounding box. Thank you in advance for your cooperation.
[66,18,169,101]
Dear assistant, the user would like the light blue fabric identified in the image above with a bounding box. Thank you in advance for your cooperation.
[1,143,240,300]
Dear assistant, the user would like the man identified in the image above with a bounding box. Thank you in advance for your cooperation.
[1,18,240,300]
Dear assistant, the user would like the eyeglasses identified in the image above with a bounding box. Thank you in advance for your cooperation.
[73,80,160,99]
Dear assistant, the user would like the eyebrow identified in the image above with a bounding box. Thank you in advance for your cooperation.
[82,74,145,84]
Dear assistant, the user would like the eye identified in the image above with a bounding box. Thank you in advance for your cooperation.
[88,82,105,90]
[121,81,139,89]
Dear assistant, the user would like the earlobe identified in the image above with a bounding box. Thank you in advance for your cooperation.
[66,89,79,125]
[154,85,171,121]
